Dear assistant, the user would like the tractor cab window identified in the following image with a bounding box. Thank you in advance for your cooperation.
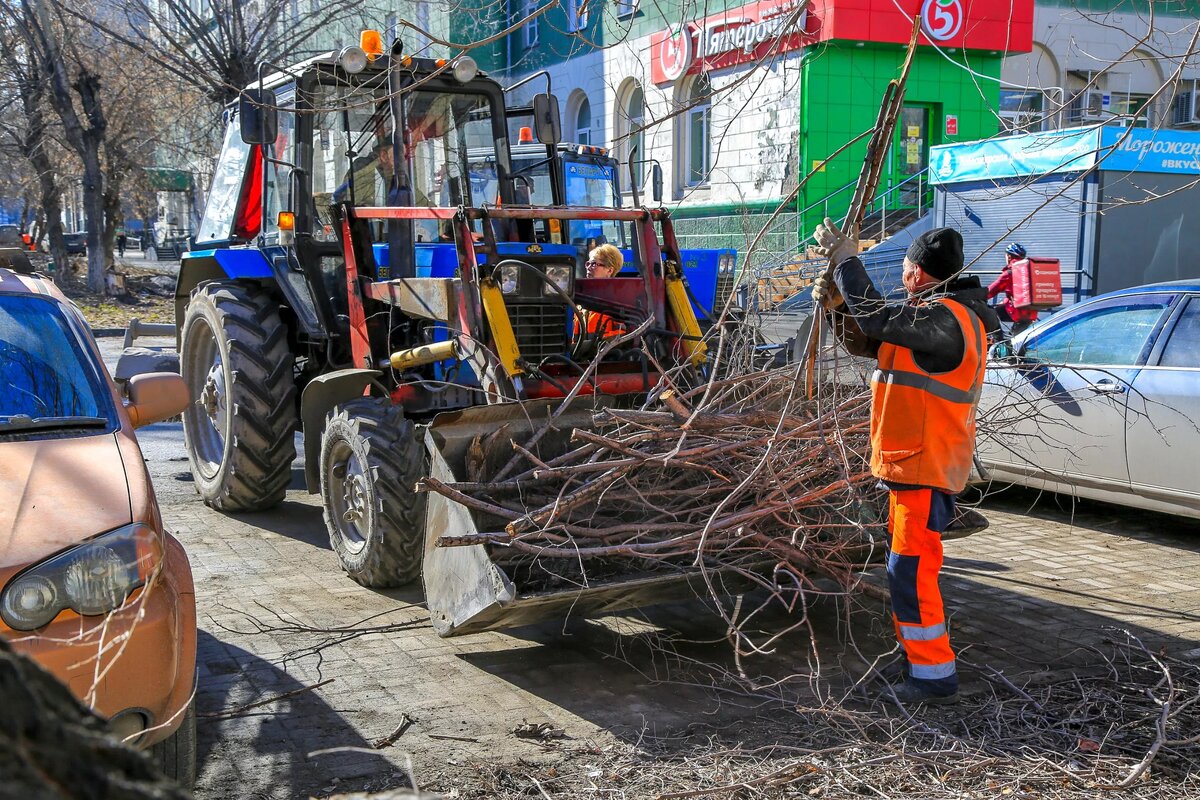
[563,155,622,248]
[466,142,555,242]
[310,81,393,243]
[404,90,497,241]
[262,91,295,237]
[196,119,255,245]
[509,147,555,206]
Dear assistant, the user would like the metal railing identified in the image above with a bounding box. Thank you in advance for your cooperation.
[747,170,933,310]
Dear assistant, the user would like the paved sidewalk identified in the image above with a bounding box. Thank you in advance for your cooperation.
[944,486,1200,674]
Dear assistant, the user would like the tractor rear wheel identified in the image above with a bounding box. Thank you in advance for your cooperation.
[181,281,297,511]
[320,398,428,587]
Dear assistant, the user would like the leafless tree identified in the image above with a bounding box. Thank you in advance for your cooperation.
[0,17,73,271]
[0,0,112,291]
[79,0,398,108]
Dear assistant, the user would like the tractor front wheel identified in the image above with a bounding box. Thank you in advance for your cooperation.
[180,282,297,511]
[320,398,428,587]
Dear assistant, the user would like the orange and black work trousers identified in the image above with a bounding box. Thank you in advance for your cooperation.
[886,488,958,695]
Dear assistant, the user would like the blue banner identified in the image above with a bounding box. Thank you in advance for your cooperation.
[929,127,1101,185]
[1098,127,1200,174]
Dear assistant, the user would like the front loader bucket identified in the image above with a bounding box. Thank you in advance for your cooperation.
[421,398,718,637]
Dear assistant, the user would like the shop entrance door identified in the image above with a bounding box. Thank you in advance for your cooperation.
[894,105,931,209]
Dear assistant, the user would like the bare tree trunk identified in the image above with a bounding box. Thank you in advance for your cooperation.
[22,0,109,291]
[32,207,45,247]
[103,176,121,269]
[16,69,69,269]
[74,71,109,292]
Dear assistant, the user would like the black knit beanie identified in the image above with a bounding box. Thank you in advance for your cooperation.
[906,227,964,281]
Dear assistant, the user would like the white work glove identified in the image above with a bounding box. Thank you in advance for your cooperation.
[810,274,844,310]
[813,216,858,267]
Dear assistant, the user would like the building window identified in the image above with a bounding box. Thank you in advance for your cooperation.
[618,81,645,190]
[680,74,711,188]
[574,95,592,145]
[998,89,1044,136]
[615,0,637,17]
[1110,93,1151,127]
[566,0,588,32]
[521,0,539,48]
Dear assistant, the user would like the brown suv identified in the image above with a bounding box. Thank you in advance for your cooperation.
[0,267,198,783]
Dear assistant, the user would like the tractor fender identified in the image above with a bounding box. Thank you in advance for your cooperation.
[300,369,382,493]
[174,249,274,341]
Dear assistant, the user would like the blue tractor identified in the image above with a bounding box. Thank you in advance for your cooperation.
[174,38,712,635]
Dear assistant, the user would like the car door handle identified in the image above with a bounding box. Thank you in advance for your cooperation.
[1087,379,1126,394]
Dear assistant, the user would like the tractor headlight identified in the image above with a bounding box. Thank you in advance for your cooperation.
[499,264,519,294]
[543,264,572,297]
[0,524,162,631]
[338,45,368,74]
[452,56,479,84]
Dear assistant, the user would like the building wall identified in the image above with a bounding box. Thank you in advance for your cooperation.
[1001,1,1200,132]
[799,45,1003,238]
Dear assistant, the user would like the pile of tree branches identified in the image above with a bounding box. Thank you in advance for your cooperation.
[423,355,889,603]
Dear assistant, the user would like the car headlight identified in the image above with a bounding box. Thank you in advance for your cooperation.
[499,264,519,294]
[543,264,572,297]
[0,523,162,631]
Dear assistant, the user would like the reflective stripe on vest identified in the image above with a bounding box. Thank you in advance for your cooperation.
[869,298,986,493]
[898,622,947,641]
[871,368,981,405]
[910,659,957,680]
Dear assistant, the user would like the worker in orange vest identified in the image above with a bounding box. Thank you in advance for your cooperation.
[574,244,626,341]
[811,220,1000,706]
[987,242,1039,338]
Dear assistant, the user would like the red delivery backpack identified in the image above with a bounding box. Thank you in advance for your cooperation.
[1010,257,1062,310]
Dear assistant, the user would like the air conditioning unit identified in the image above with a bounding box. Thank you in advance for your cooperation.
[1071,90,1106,122]
[1172,90,1200,127]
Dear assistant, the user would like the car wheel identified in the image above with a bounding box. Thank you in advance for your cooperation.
[150,698,197,788]
[320,398,428,588]
[181,281,297,511]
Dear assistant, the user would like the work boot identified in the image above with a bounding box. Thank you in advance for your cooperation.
[882,679,959,706]
[943,506,989,541]
[869,656,908,683]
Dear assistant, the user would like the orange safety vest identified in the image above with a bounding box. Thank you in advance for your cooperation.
[869,298,986,494]
[574,309,624,339]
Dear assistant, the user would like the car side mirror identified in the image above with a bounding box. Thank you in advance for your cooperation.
[239,88,278,145]
[988,339,1026,364]
[651,163,663,203]
[125,373,189,429]
[532,93,561,145]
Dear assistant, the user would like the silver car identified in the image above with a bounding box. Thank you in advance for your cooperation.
[977,279,1200,519]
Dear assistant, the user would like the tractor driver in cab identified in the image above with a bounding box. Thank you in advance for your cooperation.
[334,134,395,208]
[572,244,625,358]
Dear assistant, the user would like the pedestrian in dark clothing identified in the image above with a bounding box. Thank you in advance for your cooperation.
[987,242,1038,338]
[811,220,1001,707]
[117,230,127,258]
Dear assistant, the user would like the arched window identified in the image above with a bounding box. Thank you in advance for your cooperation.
[575,96,592,145]
[680,74,711,187]
[617,80,645,190]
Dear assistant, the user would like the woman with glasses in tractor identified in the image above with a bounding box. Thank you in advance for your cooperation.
[573,244,626,354]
